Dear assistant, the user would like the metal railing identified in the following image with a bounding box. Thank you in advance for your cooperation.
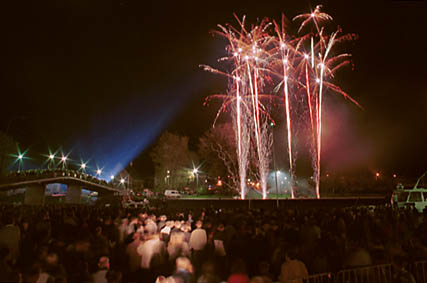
[285,260,427,283]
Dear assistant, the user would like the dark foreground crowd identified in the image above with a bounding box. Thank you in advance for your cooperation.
[0,203,425,283]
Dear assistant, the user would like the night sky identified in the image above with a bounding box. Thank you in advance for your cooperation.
[1,0,425,178]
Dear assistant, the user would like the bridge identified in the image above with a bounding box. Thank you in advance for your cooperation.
[0,169,124,205]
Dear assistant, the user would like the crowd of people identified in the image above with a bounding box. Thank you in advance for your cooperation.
[0,202,424,283]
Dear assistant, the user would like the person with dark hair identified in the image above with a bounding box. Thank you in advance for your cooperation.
[392,255,415,283]
[106,270,122,283]
[92,256,110,283]
[0,213,20,265]
[279,246,308,283]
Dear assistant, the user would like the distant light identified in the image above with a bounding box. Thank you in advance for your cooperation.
[376,172,380,177]
[80,163,86,169]
[193,168,198,174]
[235,76,241,82]
[280,43,285,49]
[61,156,67,162]
[284,76,288,81]
[284,177,287,180]
[276,171,281,175]
[120,178,125,184]
[110,175,114,180]
[18,154,23,160]
[238,48,242,53]
[319,63,324,68]
[304,53,309,59]
[244,55,249,60]
[393,174,397,178]
[316,78,320,83]
[233,52,238,57]
[283,58,288,64]
[49,154,55,159]
[311,13,315,18]
[167,170,170,174]
[96,169,102,175]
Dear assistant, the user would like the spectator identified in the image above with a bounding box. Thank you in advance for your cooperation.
[92,256,110,283]
[279,247,308,283]
[227,258,250,283]
[0,212,20,265]
[172,257,194,283]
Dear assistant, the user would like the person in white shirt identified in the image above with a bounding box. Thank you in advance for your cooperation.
[189,221,207,252]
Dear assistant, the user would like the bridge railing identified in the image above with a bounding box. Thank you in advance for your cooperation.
[1,169,115,188]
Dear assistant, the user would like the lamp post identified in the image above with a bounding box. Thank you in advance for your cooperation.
[17,154,23,171]
[270,122,279,207]
[193,168,199,189]
[48,154,55,169]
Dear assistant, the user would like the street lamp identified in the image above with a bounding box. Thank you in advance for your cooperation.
[193,168,199,189]
[275,170,280,200]
[166,170,170,187]
[96,169,102,176]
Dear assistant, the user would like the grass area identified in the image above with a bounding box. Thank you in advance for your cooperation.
[180,195,233,199]
[179,194,292,199]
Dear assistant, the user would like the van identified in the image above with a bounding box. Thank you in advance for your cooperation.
[164,190,181,198]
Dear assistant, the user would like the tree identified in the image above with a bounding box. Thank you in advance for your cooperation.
[150,131,193,191]
[198,123,239,194]
[0,132,15,177]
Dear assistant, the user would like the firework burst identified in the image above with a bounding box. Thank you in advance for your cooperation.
[202,5,360,199]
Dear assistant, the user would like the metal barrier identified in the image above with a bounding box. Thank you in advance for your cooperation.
[335,264,392,283]
[410,260,427,283]
[283,260,427,283]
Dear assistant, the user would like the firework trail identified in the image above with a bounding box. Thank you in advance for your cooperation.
[203,5,359,199]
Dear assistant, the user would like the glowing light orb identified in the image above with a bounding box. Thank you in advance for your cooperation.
[49,154,54,159]
[110,175,114,180]
[304,53,309,59]
[120,178,125,184]
[18,154,23,160]
[97,169,102,175]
